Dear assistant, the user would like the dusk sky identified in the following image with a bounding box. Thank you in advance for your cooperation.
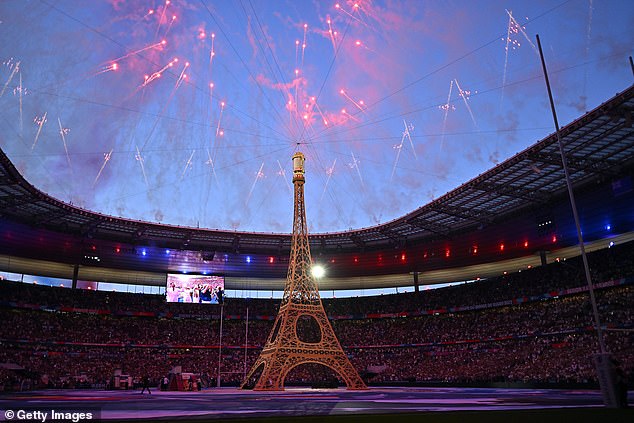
[1,0,633,234]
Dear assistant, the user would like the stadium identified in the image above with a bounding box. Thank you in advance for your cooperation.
[1,1,633,422]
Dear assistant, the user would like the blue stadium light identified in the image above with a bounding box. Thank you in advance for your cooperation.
[165,249,171,255]
[141,249,147,256]
[605,224,611,231]
[246,256,252,263]
[609,241,615,248]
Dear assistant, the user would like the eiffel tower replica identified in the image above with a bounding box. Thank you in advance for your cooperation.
[241,152,367,391]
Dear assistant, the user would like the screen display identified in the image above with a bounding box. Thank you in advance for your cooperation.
[166,274,224,304]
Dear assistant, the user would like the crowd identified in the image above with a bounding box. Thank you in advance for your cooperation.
[0,241,632,390]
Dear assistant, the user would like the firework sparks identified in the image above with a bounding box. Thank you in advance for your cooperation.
[335,2,364,25]
[320,158,337,202]
[57,117,72,168]
[439,80,454,151]
[312,96,329,126]
[92,62,118,77]
[390,141,403,182]
[403,120,417,160]
[216,100,225,137]
[93,149,112,187]
[341,108,360,123]
[206,149,220,187]
[142,57,178,87]
[163,14,177,38]
[349,151,364,187]
[175,61,189,88]
[454,78,477,128]
[31,112,47,150]
[139,62,188,152]
[277,160,292,194]
[326,18,337,53]
[135,146,149,187]
[17,72,23,133]
[505,10,538,56]
[180,150,195,181]
[0,60,20,98]
[301,23,308,69]
[109,40,165,65]
[340,88,365,112]
[154,0,171,40]
[391,120,416,181]
[245,162,265,205]
[354,39,376,54]
[209,32,216,71]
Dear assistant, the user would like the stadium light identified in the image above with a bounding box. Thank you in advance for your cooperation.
[311,264,325,279]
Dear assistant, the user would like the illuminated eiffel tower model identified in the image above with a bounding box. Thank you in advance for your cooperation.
[241,152,367,391]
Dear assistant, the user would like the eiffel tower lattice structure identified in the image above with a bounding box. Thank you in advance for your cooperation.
[241,152,367,391]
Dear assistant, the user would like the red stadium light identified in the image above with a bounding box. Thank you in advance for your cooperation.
[524,241,529,248]
[115,247,121,253]
[401,253,406,262]
[269,256,274,264]
[445,249,450,258]
[472,245,478,255]
[552,235,557,243]
[354,257,359,264]
[499,243,505,251]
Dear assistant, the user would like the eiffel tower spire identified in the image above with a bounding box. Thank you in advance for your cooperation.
[241,152,367,391]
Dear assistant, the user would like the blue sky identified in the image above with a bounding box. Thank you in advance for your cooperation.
[1,0,633,234]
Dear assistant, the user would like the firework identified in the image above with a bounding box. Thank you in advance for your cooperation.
[439,80,454,151]
[180,150,195,181]
[391,120,416,181]
[245,162,265,205]
[349,151,364,187]
[335,2,363,25]
[209,33,216,71]
[340,88,365,112]
[403,120,417,160]
[341,108,360,123]
[139,62,189,152]
[57,117,72,168]
[18,72,23,133]
[216,101,225,138]
[320,158,337,202]
[277,160,292,194]
[31,112,47,150]
[301,23,308,69]
[326,18,337,53]
[135,146,149,187]
[454,79,477,128]
[312,97,329,126]
[206,149,220,187]
[0,60,20,98]
[93,149,112,187]
[154,0,171,41]
[109,40,165,65]
[92,62,119,77]
[505,10,538,56]
[142,57,178,87]
[163,14,177,38]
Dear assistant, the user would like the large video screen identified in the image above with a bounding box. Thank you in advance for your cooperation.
[166,274,224,304]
